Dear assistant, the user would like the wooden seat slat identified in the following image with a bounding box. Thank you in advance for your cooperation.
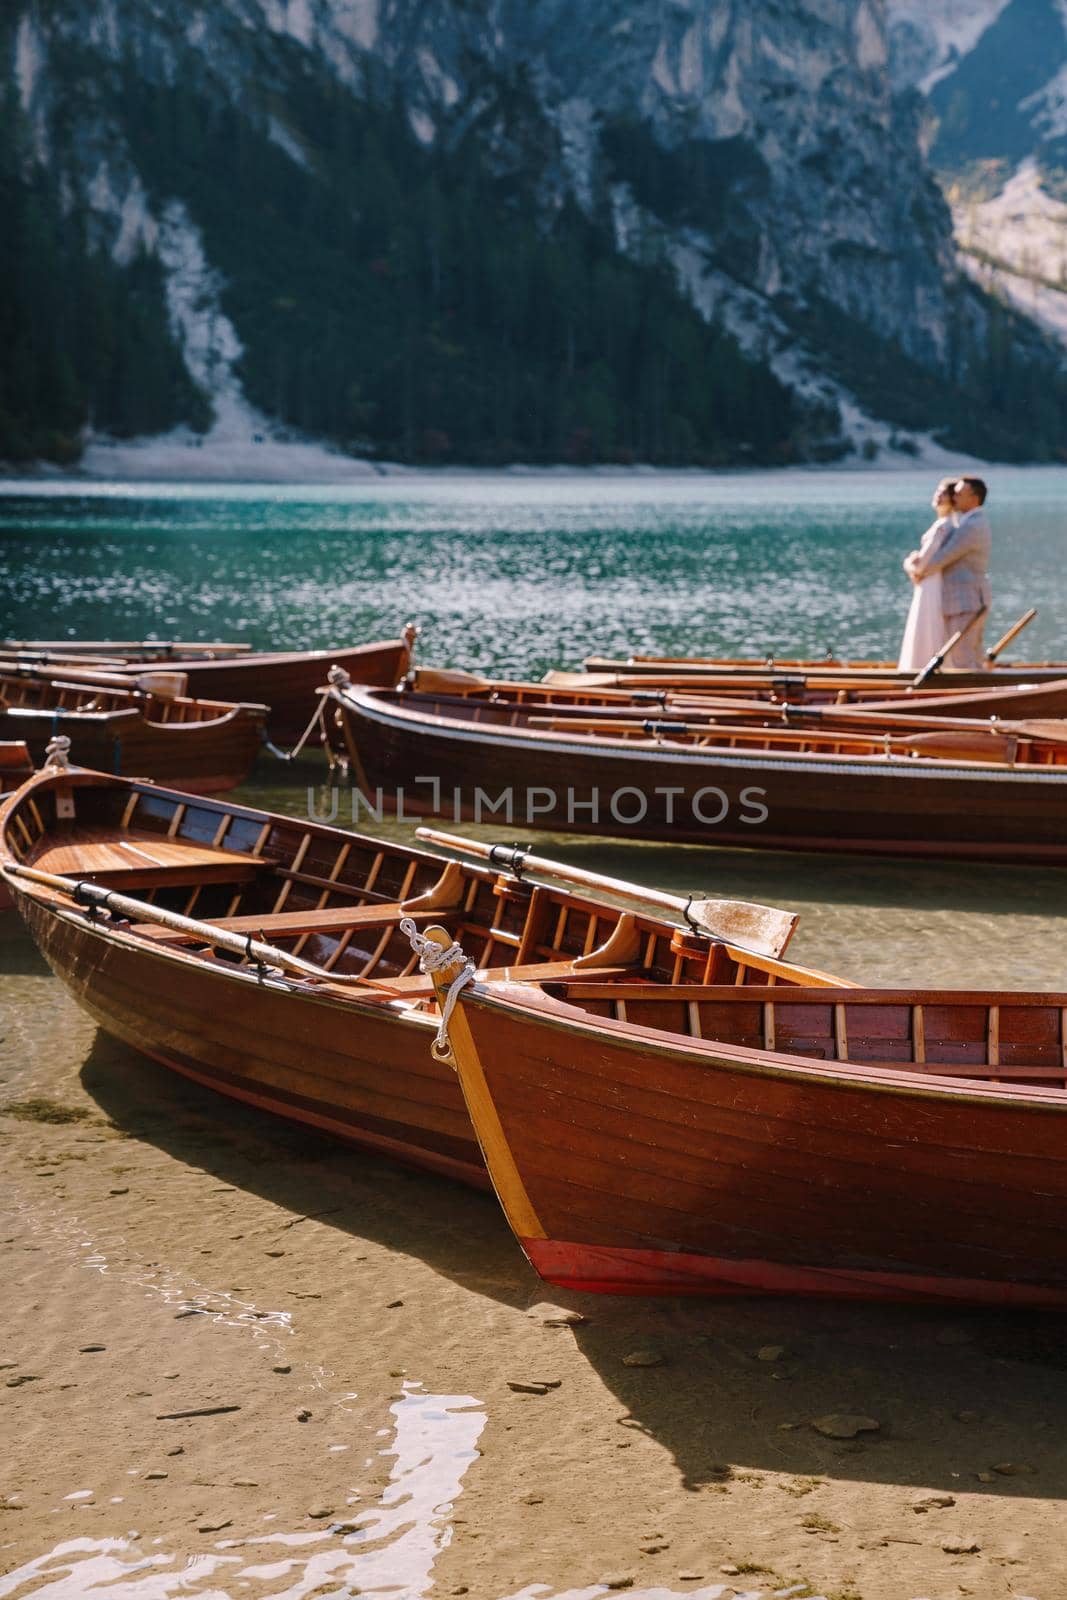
[29,827,277,889]
[375,959,638,998]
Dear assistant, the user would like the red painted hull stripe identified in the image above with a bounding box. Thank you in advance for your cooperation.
[521,1238,1067,1306]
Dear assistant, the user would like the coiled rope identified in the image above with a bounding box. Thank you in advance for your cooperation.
[400,916,476,1061]
[44,735,71,771]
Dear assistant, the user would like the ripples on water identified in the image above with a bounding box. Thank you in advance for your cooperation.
[3,470,1066,673]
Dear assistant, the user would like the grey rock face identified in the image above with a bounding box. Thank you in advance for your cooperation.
[6,0,1066,444]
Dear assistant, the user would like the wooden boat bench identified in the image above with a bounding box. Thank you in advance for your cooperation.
[374,958,640,1000]
[30,827,276,892]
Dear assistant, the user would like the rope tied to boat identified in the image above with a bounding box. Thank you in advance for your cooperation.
[262,696,328,762]
[400,917,476,1061]
[44,735,71,770]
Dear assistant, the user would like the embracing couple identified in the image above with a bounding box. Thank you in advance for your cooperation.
[899,477,991,671]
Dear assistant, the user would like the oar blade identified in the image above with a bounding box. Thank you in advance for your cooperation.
[686,897,798,959]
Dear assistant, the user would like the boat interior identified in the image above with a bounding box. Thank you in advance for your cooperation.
[535,979,1067,1091]
[0,672,254,727]
[405,666,986,710]
[1,775,843,1000]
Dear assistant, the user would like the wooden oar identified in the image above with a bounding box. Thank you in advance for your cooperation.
[1,639,252,657]
[1,863,389,988]
[912,605,988,689]
[528,704,1067,744]
[0,662,193,702]
[413,828,798,958]
[986,607,1037,664]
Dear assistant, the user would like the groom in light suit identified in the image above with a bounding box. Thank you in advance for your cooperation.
[905,477,992,668]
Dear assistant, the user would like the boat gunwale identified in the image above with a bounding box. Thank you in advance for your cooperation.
[457,977,1067,1111]
[335,685,1067,780]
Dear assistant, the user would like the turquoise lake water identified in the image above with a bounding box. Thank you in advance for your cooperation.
[2,466,1067,987]
[2,467,1066,669]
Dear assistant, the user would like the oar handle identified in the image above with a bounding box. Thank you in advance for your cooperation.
[415,826,687,913]
[911,605,988,688]
[986,607,1037,664]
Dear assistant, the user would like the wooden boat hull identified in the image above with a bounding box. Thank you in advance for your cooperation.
[0,704,265,794]
[333,687,1067,863]
[18,892,490,1186]
[445,982,1067,1304]
[0,742,33,911]
[122,638,413,744]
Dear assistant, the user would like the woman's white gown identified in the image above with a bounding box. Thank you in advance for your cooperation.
[898,517,950,671]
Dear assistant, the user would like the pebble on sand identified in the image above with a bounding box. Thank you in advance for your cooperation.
[992,1461,1036,1475]
[385,1299,404,1309]
[296,1408,312,1422]
[197,1518,232,1533]
[912,1493,955,1512]
[78,1345,106,1354]
[507,1379,562,1394]
[308,1505,335,1519]
[941,1535,980,1554]
[526,1302,586,1327]
[272,1364,291,1374]
[621,1350,665,1368]
[756,1345,786,1362]
[603,1577,633,1590]
[143,1471,168,1481]
[812,1413,880,1439]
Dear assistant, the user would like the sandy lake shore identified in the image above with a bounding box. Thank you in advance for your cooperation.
[2,909,1066,1600]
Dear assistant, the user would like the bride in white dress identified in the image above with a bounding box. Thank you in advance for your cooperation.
[898,479,956,670]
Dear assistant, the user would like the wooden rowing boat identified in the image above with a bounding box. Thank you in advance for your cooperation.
[418,926,1067,1305]
[0,743,33,910]
[2,632,416,746]
[329,680,1067,863]
[2,639,253,660]
[581,616,1063,687]
[0,766,846,1188]
[545,668,1067,722]
[405,664,1067,729]
[0,671,267,793]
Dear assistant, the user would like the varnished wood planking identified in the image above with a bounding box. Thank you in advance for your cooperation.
[333,686,1067,861]
[446,984,1067,1297]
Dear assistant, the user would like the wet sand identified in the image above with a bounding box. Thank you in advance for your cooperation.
[3,893,1067,1600]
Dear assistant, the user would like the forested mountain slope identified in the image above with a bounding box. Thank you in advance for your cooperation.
[4,1,1067,468]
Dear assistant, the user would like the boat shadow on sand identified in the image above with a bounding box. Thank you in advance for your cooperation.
[81,1029,1067,1504]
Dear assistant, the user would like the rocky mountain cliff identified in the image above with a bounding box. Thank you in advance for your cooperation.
[4,0,1067,468]
[888,0,1067,346]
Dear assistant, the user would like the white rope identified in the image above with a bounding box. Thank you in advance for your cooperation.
[44,735,71,771]
[400,916,476,1060]
[263,697,327,762]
